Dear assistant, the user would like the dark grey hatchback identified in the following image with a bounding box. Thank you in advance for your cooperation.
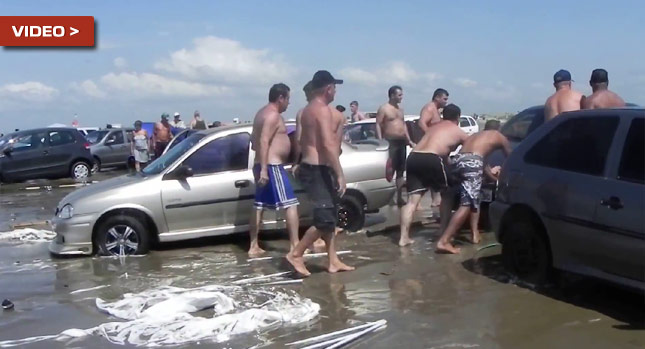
[0,127,94,183]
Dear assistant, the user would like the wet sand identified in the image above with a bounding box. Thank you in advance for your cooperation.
[0,172,643,348]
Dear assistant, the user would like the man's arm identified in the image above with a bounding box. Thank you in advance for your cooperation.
[499,132,512,157]
[375,106,385,140]
[317,107,345,194]
[258,114,280,185]
[293,109,303,164]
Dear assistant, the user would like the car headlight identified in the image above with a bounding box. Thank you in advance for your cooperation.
[58,204,74,219]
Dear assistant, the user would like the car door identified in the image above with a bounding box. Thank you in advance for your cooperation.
[1,131,49,180]
[47,130,79,175]
[160,132,255,234]
[523,115,621,271]
[591,116,644,282]
[103,130,128,166]
[460,117,474,135]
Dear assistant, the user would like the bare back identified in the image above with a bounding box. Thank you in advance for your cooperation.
[331,108,345,147]
[460,130,512,158]
[251,105,291,164]
[413,121,468,157]
[581,89,626,109]
[419,102,441,132]
[300,101,342,166]
[545,89,583,121]
[377,103,406,139]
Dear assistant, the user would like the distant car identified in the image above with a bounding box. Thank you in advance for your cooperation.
[87,128,135,173]
[490,108,644,290]
[77,127,100,137]
[50,123,395,256]
[0,128,93,183]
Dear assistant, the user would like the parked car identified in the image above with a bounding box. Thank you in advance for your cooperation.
[50,123,395,256]
[0,128,93,183]
[87,128,135,172]
[490,108,644,290]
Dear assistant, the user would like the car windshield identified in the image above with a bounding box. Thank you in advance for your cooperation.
[86,130,110,144]
[501,109,543,142]
[142,133,206,176]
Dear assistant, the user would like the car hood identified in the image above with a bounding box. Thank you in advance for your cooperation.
[60,173,147,205]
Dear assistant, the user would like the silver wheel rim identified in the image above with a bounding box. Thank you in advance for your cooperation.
[74,164,89,178]
[104,225,139,256]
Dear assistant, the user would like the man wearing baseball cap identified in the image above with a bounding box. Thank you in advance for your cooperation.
[581,69,625,109]
[171,112,186,129]
[544,69,583,122]
[287,70,354,276]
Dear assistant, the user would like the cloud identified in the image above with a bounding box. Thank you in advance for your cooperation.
[341,61,433,87]
[113,57,128,69]
[454,78,478,88]
[154,36,294,85]
[71,80,107,99]
[475,85,518,101]
[0,81,58,102]
[98,72,229,98]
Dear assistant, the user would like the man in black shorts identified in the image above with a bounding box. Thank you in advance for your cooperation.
[399,104,468,246]
[286,70,354,276]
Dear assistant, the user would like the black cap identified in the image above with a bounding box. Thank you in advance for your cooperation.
[590,69,608,84]
[553,69,573,83]
[310,70,343,90]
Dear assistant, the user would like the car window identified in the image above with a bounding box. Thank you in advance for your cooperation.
[49,131,76,147]
[344,123,377,143]
[618,118,644,184]
[469,118,476,126]
[107,131,124,145]
[525,116,619,176]
[86,130,110,144]
[502,109,542,141]
[168,130,195,151]
[12,132,47,151]
[183,132,250,175]
[460,118,470,127]
[142,133,205,176]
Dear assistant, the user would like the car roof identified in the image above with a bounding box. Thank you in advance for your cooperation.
[6,127,82,138]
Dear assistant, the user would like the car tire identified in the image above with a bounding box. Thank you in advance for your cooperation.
[71,161,91,180]
[501,220,551,285]
[95,215,150,256]
[91,157,101,174]
[338,195,365,232]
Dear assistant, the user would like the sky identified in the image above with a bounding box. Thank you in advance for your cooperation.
[1,0,643,131]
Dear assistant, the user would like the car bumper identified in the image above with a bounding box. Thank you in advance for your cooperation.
[49,214,96,256]
[351,178,396,211]
[489,201,510,241]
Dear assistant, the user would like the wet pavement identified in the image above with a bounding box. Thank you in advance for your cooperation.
[0,170,644,348]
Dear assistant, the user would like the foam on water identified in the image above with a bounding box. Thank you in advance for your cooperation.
[0,228,55,242]
[0,284,320,347]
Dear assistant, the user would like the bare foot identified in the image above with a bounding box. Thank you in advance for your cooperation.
[431,201,441,208]
[471,232,481,244]
[398,237,414,247]
[248,246,266,257]
[286,253,311,277]
[328,260,355,273]
[436,241,461,254]
[312,239,326,253]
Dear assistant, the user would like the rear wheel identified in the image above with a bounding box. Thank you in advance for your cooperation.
[71,161,91,180]
[338,195,365,232]
[94,215,150,256]
[501,220,551,285]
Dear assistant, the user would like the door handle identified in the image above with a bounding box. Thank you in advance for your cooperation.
[234,180,250,188]
[601,196,623,210]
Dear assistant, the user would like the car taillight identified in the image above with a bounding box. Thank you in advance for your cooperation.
[385,158,393,183]
[84,142,90,150]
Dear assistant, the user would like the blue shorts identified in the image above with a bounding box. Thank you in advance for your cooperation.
[253,164,299,210]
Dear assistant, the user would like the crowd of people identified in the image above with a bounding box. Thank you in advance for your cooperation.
[246,67,627,276]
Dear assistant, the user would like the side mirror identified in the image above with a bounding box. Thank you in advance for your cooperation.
[164,164,194,181]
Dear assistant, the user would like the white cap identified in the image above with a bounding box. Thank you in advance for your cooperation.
[174,112,180,117]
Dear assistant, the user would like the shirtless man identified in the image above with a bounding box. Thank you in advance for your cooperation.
[152,113,172,158]
[350,101,366,122]
[544,69,583,122]
[249,83,300,256]
[286,70,354,276]
[581,69,625,109]
[436,124,512,254]
[399,104,468,246]
[418,88,449,207]
[376,86,415,206]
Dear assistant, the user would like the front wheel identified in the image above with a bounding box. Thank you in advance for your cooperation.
[501,220,551,285]
[71,161,91,180]
[94,215,150,256]
[338,195,365,232]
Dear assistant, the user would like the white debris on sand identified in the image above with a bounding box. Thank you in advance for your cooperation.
[0,228,56,242]
[0,284,320,348]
